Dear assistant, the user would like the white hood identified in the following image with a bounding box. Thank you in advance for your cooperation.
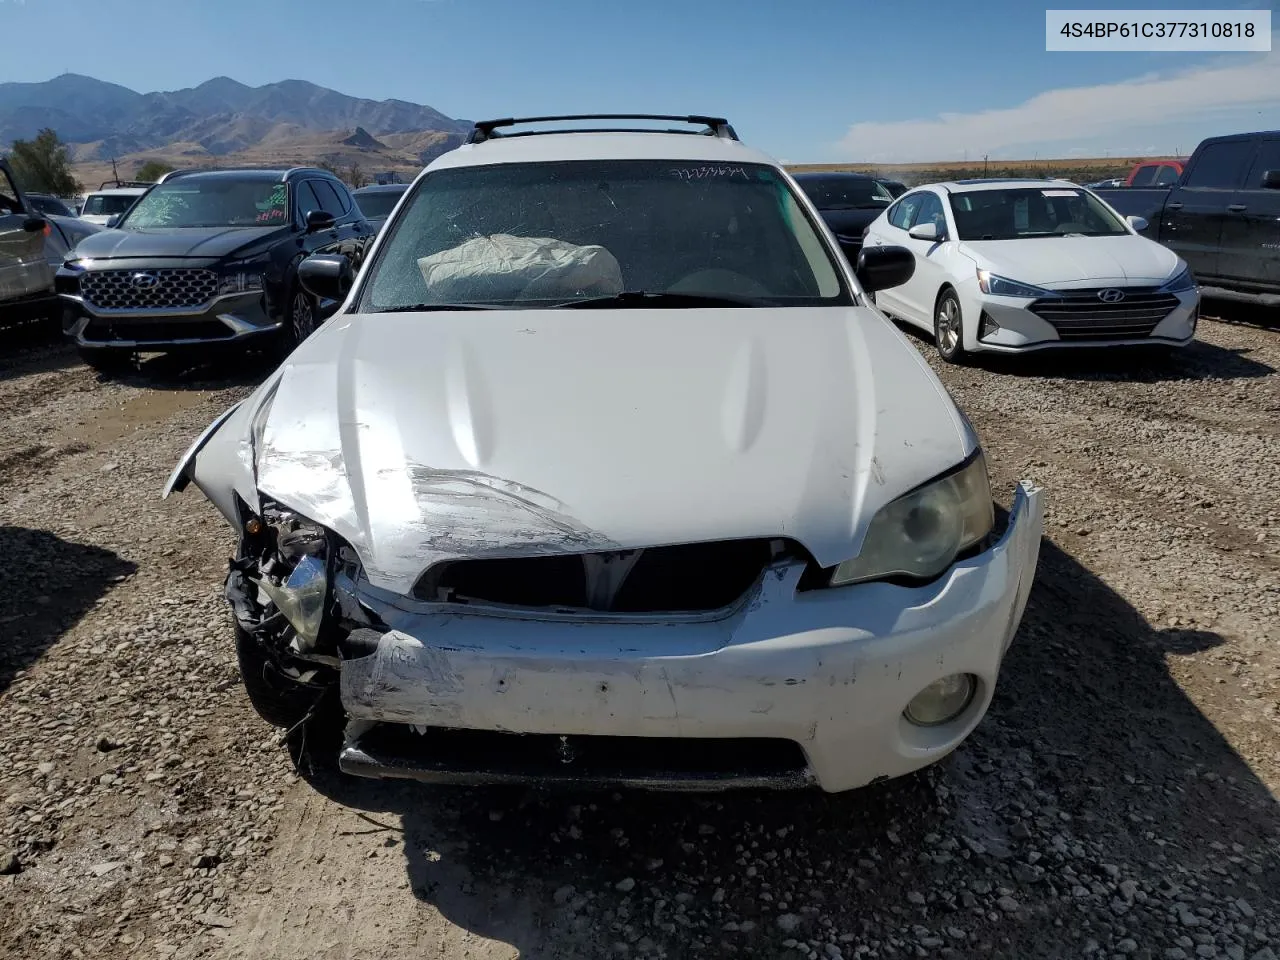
[191,307,974,595]
[962,234,1179,287]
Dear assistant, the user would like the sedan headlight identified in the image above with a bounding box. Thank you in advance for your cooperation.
[976,269,1052,298]
[253,507,329,650]
[830,453,994,586]
[1160,264,1195,293]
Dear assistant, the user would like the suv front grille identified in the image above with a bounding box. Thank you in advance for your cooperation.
[1028,287,1180,341]
[413,539,788,613]
[80,268,220,312]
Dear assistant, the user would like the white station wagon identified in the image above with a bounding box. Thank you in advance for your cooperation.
[165,114,1045,794]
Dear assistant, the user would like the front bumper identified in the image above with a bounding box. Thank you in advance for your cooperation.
[337,481,1045,793]
[964,287,1198,353]
[59,290,280,350]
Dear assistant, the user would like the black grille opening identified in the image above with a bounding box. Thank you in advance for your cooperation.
[1029,288,1179,341]
[415,539,784,613]
[83,318,235,343]
[342,723,811,789]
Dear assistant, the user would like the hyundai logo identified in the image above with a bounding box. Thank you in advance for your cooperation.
[131,272,158,289]
[1097,288,1126,303]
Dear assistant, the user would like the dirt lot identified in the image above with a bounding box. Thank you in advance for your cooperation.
[1,309,1278,960]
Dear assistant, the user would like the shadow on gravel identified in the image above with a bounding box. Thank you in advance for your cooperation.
[0,337,79,385]
[281,532,1280,959]
[0,527,136,695]
[972,338,1274,383]
[108,349,279,391]
[1201,298,1280,331]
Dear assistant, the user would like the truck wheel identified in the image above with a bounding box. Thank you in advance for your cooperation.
[933,290,969,364]
[77,348,133,376]
[234,625,332,730]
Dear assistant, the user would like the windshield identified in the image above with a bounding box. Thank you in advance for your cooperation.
[82,193,141,216]
[355,191,404,219]
[360,160,847,311]
[119,180,290,228]
[949,187,1129,240]
[797,176,893,209]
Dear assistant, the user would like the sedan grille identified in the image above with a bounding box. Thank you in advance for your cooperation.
[414,539,789,613]
[80,268,220,312]
[1028,287,1180,341]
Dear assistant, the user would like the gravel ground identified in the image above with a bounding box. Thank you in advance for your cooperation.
[1,308,1277,960]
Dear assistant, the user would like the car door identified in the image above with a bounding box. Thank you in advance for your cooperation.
[1162,138,1258,281]
[0,166,52,306]
[294,179,339,259]
[865,191,927,322]
[1217,137,1280,289]
[321,179,374,270]
[892,191,952,323]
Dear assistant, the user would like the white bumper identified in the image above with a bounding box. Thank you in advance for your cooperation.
[339,481,1045,793]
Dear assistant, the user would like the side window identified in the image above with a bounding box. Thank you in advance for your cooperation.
[1130,165,1158,187]
[294,180,323,221]
[1154,165,1180,186]
[1242,140,1280,190]
[1183,141,1257,189]
[329,181,355,215]
[888,192,924,229]
[913,193,945,232]
[311,180,346,217]
[0,167,20,213]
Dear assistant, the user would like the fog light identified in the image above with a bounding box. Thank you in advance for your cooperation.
[979,311,1000,340]
[904,674,976,726]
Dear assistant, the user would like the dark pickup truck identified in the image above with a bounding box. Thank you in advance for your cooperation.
[1093,131,1280,306]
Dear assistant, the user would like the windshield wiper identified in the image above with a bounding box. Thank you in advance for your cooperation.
[553,291,768,309]
[377,302,507,313]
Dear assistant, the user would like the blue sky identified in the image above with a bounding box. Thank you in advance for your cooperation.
[2,0,1278,162]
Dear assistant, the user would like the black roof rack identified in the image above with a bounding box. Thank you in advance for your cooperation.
[97,179,154,190]
[467,114,738,144]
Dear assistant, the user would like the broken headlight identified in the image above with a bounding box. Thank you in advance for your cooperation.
[829,453,994,586]
[253,506,329,650]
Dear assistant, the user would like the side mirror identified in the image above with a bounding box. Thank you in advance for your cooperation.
[305,209,337,232]
[1126,215,1149,233]
[856,244,915,294]
[297,254,353,302]
[1261,169,1280,189]
[907,222,940,242]
[22,216,47,233]
[105,215,120,228]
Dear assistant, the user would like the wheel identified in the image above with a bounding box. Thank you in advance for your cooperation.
[275,284,319,360]
[77,347,133,376]
[234,625,331,729]
[933,289,969,364]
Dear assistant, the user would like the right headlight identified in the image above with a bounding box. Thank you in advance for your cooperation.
[1160,263,1195,293]
[830,453,994,586]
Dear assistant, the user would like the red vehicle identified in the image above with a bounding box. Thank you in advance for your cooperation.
[1125,158,1187,187]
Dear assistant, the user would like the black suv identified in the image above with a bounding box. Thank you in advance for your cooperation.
[57,167,373,370]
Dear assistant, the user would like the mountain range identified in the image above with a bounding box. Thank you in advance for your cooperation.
[0,73,469,161]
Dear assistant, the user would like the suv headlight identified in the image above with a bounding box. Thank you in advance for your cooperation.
[830,453,994,586]
[976,269,1052,298]
[218,271,265,296]
[1160,264,1195,293]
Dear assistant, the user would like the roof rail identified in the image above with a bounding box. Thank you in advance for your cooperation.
[282,166,335,181]
[97,179,154,190]
[467,114,738,144]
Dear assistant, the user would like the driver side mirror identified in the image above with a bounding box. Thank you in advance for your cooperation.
[907,221,941,242]
[22,216,47,233]
[856,244,915,294]
[105,215,120,229]
[1126,215,1149,233]
[1261,169,1280,189]
[305,209,337,232]
[297,254,353,302]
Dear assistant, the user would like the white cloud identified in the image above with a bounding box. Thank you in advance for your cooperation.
[836,42,1280,162]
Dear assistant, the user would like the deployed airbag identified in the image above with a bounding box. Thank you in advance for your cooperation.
[417,234,624,301]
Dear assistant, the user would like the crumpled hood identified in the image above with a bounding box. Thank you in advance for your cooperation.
[70,225,288,261]
[207,307,972,595]
[961,234,1179,287]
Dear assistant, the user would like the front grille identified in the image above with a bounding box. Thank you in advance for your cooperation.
[80,268,220,312]
[1028,287,1179,341]
[414,539,786,613]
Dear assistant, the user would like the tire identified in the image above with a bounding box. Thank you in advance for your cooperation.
[275,283,319,360]
[933,289,969,364]
[234,625,331,729]
[77,347,133,376]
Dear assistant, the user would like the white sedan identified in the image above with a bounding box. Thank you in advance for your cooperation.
[861,179,1199,362]
[163,115,1044,795]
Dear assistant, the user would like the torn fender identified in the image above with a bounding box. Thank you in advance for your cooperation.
[161,398,263,527]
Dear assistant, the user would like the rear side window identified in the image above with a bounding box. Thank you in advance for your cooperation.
[888,192,926,229]
[1130,164,1158,187]
[1242,140,1280,190]
[1154,165,1180,186]
[1184,141,1257,189]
